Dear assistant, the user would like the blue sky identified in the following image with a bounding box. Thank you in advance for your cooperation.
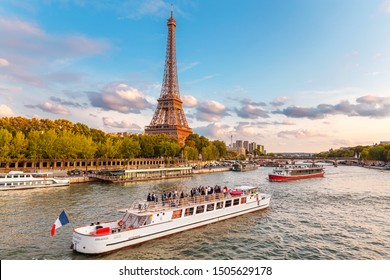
[1,0,390,152]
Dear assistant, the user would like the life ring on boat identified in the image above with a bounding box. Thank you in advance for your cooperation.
[118,220,124,227]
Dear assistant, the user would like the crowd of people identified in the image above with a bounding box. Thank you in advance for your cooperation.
[146,185,231,206]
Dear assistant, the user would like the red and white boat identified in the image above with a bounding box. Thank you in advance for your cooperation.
[268,164,324,182]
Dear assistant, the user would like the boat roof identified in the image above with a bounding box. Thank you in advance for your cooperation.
[235,185,257,191]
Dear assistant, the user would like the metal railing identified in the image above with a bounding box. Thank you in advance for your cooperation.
[129,192,254,213]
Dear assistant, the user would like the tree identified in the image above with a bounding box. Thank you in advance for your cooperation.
[10,131,28,160]
[212,140,227,159]
[183,146,198,160]
[54,130,78,160]
[139,134,156,158]
[201,144,219,161]
[120,136,141,159]
[75,134,97,160]
[40,129,58,160]
[0,128,13,161]
[157,141,181,158]
[186,134,209,154]
[27,131,43,160]
[99,137,121,159]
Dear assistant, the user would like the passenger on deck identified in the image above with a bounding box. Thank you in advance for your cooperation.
[162,192,167,206]
[147,193,152,201]
[152,192,158,202]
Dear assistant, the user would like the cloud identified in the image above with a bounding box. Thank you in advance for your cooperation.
[88,83,153,113]
[182,95,198,107]
[232,97,270,119]
[382,0,390,13]
[0,17,109,87]
[256,119,296,126]
[0,104,14,117]
[196,100,229,122]
[194,123,232,140]
[49,96,87,108]
[366,72,380,76]
[234,122,264,138]
[270,96,288,107]
[194,122,266,142]
[277,129,327,139]
[185,74,219,85]
[179,62,200,73]
[0,18,109,60]
[25,101,70,115]
[119,0,171,19]
[274,95,390,119]
[0,58,10,67]
[235,104,270,119]
[102,117,142,130]
[239,98,267,107]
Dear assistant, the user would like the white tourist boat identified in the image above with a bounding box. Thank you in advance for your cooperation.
[0,171,70,191]
[71,186,271,254]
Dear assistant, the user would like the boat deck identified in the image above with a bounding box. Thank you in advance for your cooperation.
[119,192,252,215]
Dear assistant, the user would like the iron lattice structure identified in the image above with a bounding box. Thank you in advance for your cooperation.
[145,10,192,145]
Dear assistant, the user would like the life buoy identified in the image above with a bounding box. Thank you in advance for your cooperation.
[118,220,124,227]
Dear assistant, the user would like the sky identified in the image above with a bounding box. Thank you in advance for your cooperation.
[1,0,390,153]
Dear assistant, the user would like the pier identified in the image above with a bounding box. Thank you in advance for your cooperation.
[90,166,193,183]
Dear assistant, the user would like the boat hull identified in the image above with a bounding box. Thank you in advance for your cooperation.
[268,172,324,182]
[72,195,271,254]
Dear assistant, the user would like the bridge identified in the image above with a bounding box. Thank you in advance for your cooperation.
[252,156,361,166]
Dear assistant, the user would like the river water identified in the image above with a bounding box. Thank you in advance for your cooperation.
[1,165,390,260]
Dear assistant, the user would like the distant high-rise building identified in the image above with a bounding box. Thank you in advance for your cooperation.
[257,145,264,154]
[236,140,243,148]
[243,141,249,151]
[249,142,257,153]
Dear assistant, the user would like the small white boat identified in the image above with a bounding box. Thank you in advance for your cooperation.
[0,171,70,191]
[71,186,271,254]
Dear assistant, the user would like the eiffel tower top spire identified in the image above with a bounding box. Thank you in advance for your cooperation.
[160,5,178,100]
[145,9,192,145]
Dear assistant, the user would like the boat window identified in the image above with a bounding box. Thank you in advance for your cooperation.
[196,205,205,214]
[225,200,232,207]
[233,198,240,206]
[184,207,194,216]
[207,203,214,212]
[216,202,223,210]
[241,197,246,204]
[172,209,182,219]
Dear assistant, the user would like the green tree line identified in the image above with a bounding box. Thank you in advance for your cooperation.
[315,144,390,162]
[0,117,227,162]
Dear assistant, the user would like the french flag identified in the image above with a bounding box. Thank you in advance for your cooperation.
[51,210,70,236]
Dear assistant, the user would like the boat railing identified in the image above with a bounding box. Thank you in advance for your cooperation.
[274,164,323,170]
[131,192,249,213]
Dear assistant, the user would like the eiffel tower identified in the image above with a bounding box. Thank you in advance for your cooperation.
[144,9,192,145]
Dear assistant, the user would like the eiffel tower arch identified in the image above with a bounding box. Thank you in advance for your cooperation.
[145,9,192,145]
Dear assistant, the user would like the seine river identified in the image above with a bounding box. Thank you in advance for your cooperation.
[1,165,390,260]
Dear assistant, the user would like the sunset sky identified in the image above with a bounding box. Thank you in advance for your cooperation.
[1,0,390,152]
